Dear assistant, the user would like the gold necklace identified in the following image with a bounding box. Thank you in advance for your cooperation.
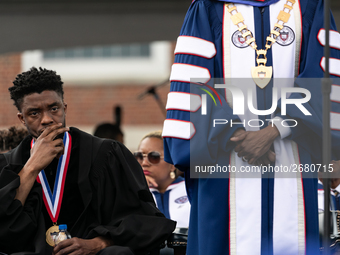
[227,0,295,88]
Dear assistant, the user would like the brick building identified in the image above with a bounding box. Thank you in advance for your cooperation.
[0,41,174,151]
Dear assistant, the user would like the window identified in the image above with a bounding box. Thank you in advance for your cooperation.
[43,44,150,59]
[23,41,171,84]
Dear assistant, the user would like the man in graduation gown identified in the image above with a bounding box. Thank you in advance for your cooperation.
[162,0,340,254]
[0,67,176,255]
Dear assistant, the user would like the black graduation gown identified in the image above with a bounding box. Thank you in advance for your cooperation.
[0,127,176,254]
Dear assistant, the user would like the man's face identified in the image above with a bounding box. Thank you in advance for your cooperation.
[17,90,67,139]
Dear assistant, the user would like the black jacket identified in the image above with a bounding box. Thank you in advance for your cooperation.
[0,127,175,254]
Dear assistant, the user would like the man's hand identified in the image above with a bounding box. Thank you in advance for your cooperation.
[15,123,69,205]
[230,125,280,165]
[254,150,276,166]
[27,123,69,174]
[53,237,113,255]
[231,128,246,143]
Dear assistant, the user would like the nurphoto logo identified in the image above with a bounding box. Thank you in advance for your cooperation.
[198,82,312,129]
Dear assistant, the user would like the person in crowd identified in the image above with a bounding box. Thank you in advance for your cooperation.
[0,126,28,153]
[318,160,340,253]
[319,160,340,208]
[134,131,190,229]
[94,106,124,144]
[94,122,124,144]
[0,67,175,255]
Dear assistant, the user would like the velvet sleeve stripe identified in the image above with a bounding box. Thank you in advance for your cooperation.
[165,92,202,112]
[331,112,340,131]
[331,85,340,103]
[169,63,211,83]
[320,57,340,77]
[162,119,196,140]
[317,29,340,50]
[174,36,217,59]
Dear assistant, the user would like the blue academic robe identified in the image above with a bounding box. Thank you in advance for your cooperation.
[163,0,340,254]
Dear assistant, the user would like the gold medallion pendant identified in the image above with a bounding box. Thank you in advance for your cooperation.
[46,225,59,246]
[227,0,295,89]
[251,65,273,89]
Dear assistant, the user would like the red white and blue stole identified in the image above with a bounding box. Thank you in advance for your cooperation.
[31,132,72,223]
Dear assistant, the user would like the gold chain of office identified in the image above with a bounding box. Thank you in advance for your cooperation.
[226,0,296,88]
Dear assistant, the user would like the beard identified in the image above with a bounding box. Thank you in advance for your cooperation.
[28,118,66,140]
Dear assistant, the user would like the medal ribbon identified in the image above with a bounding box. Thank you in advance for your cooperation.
[31,132,72,223]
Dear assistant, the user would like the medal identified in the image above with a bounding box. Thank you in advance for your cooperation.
[251,65,273,89]
[227,0,295,88]
[31,132,72,246]
[46,224,59,246]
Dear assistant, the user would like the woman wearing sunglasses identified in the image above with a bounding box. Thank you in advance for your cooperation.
[134,131,190,229]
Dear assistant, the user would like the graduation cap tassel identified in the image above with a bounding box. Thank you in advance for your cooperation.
[322,0,332,253]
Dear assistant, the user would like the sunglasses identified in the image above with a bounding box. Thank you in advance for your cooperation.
[133,151,164,165]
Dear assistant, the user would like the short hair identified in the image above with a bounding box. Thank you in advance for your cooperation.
[9,67,64,111]
[93,123,123,140]
[0,126,29,152]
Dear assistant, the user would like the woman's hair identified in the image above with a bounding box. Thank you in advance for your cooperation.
[141,130,163,141]
[139,130,180,177]
[139,130,163,149]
